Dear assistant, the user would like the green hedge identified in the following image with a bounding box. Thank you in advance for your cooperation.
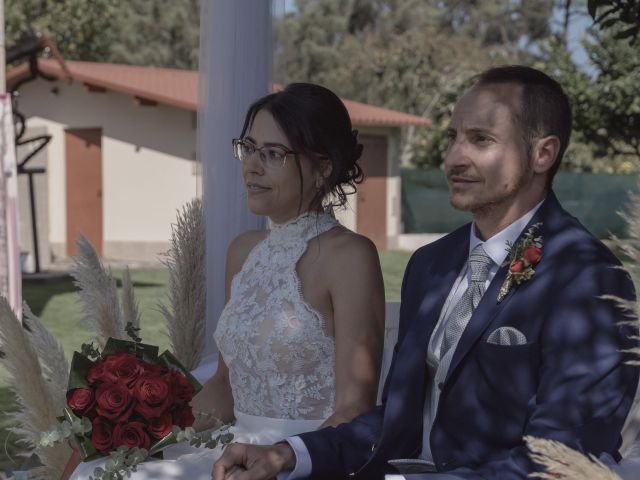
[402,170,640,238]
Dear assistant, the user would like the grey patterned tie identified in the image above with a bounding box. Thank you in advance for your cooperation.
[439,244,493,360]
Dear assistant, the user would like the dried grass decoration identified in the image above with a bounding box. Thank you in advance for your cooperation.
[526,436,621,480]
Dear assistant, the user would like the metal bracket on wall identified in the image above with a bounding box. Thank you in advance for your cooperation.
[7,32,70,273]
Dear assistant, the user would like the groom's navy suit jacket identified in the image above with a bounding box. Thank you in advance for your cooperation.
[299,192,639,479]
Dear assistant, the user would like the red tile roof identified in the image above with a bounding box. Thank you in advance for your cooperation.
[7,59,431,128]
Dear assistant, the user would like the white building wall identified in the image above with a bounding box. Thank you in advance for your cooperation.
[385,130,402,249]
[14,79,198,263]
[14,78,408,262]
[333,195,357,232]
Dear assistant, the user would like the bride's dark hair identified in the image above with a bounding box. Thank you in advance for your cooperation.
[239,83,364,212]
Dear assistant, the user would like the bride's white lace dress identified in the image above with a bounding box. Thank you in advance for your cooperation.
[70,212,340,479]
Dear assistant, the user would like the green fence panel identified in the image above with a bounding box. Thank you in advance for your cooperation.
[401,169,640,238]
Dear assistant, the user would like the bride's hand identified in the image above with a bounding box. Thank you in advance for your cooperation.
[212,442,295,480]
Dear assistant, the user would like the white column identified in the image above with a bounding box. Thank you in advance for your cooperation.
[0,0,5,93]
[0,0,22,315]
[199,0,272,361]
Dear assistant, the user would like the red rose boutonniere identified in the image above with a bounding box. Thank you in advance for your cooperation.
[497,222,543,303]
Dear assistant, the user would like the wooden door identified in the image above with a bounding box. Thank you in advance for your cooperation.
[65,128,103,256]
[357,135,388,250]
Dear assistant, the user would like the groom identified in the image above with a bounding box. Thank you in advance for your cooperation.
[213,66,639,479]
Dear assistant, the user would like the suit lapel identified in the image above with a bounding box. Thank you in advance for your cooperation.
[410,248,469,361]
[378,229,469,454]
[443,197,555,384]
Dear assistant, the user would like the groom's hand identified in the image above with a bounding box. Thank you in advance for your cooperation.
[212,442,296,480]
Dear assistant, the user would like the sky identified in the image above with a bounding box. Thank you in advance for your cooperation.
[556,5,594,72]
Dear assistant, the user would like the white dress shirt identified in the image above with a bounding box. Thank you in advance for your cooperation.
[283,201,543,479]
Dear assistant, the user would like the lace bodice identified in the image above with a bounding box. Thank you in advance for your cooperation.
[214,212,340,420]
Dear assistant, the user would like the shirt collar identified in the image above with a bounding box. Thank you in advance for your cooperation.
[468,199,545,267]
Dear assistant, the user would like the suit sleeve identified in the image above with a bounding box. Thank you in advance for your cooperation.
[444,256,639,480]
[298,252,419,479]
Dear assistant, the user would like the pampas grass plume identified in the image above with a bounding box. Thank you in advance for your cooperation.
[121,266,141,329]
[71,235,126,345]
[526,436,621,479]
[22,302,69,413]
[612,186,640,454]
[0,297,70,477]
[159,198,206,371]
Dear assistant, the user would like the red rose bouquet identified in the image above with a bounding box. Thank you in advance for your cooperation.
[66,337,199,458]
[42,325,232,479]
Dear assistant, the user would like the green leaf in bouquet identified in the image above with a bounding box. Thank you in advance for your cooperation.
[148,430,179,457]
[80,342,102,360]
[126,448,149,466]
[158,350,203,394]
[125,322,143,343]
[218,431,234,444]
[68,351,95,391]
[102,337,159,362]
[63,407,102,462]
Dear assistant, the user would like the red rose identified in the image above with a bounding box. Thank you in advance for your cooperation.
[148,413,173,439]
[523,245,542,265]
[67,387,96,418]
[141,361,167,377]
[91,417,114,454]
[102,352,145,386]
[87,360,106,385]
[509,259,525,273]
[166,370,194,405]
[113,421,151,450]
[133,376,173,419]
[95,383,135,422]
[173,405,195,429]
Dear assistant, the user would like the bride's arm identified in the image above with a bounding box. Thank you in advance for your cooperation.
[191,355,234,430]
[320,233,385,428]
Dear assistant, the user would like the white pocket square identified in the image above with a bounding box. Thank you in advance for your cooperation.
[486,326,527,346]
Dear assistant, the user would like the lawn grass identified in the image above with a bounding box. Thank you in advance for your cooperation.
[380,250,411,301]
[0,251,412,469]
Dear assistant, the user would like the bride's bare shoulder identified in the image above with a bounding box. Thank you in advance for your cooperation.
[320,226,379,267]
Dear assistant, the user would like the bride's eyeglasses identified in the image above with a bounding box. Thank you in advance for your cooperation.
[232,138,297,169]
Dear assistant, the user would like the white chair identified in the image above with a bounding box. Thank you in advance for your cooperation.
[378,302,401,403]
[191,353,218,384]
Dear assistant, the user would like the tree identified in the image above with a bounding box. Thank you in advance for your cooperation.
[544,11,640,173]
[5,0,120,63]
[276,0,569,168]
[108,0,200,70]
[588,0,640,44]
[5,0,200,69]
[438,0,555,61]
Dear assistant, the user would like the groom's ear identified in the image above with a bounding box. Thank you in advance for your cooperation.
[531,135,560,175]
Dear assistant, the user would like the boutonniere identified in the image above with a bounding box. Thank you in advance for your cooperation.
[497,222,543,303]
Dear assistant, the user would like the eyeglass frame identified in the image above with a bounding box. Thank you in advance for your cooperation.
[231,138,298,169]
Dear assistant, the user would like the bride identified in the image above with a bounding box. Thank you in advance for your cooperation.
[66,83,385,479]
